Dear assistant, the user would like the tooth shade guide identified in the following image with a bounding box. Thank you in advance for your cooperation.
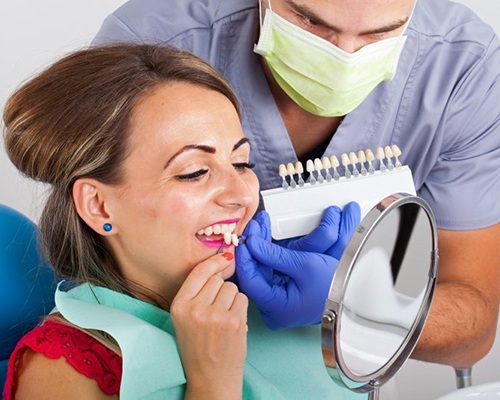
[275,145,405,189]
[261,165,416,240]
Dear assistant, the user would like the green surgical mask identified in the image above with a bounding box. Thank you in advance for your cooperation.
[254,4,409,117]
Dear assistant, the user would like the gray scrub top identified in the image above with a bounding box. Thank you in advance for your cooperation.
[93,0,500,230]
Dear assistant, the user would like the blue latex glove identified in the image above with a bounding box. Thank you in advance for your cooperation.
[236,210,340,330]
[278,202,361,260]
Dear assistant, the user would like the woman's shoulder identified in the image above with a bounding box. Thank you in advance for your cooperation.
[3,318,122,399]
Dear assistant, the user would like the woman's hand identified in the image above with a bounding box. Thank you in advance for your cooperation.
[170,253,248,400]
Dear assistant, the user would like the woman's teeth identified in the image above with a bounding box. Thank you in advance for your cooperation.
[198,223,236,236]
[224,232,240,246]
[197,223,240,246]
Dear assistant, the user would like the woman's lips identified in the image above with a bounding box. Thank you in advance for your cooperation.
[196,235,226,248]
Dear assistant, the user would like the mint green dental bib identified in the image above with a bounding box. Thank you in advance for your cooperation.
[54,283,365,399]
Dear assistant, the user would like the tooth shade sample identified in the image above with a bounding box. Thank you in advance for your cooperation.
[341,153,350,166]
[295,161,304,174]
[348,152,358,164]
[391,144,402,157]
[330,155,340,168]
[384,146,394,158]
[224,231,232,245]
[279,164,287,177]
[376,147,385,160]
[322,157,331,169]
[314,158,323,171]
[306,159,315,172]
[286,162,295,175]
[357,150,366,163]
[365,149,375,162]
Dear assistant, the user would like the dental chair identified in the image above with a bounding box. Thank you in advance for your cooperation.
[0,204,56,392]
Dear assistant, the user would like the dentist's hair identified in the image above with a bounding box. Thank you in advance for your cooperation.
[3,43,239,299]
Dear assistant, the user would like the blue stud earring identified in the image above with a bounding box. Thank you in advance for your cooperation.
[103,223,112,232]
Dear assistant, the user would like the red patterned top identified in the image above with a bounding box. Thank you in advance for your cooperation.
[3,319,122,399]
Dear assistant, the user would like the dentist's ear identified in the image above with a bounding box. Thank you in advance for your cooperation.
[72,178,115,235]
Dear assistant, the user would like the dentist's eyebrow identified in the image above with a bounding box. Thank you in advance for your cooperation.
[284,0,408,35]
[233,138,251,151]
[164,144,215,169]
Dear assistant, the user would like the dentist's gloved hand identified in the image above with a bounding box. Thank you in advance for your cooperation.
[278,202,361,260]
[235,210,340,330]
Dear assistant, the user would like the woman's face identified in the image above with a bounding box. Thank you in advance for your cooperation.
[104,83,259,300]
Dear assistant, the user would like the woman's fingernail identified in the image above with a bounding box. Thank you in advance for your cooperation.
[222,252,234,261]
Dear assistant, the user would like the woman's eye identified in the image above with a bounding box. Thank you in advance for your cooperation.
[233,162,255,173]
[176,169,208,181]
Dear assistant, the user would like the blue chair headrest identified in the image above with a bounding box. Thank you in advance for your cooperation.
[0,204,57,361]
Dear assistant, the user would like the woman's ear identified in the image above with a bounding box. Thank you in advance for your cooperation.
[72,178,115,235]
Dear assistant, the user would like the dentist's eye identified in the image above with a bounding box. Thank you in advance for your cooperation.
[301,16,319,26]
[176,169,208,181]
[233,162,255,173]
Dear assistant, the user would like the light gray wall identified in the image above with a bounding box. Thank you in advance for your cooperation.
[0,1,498,399]
[0,0,128,219]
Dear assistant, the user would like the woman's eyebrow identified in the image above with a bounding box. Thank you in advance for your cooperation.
[164,144,216,169]
[163,138,250,169]
[233,138,251,151]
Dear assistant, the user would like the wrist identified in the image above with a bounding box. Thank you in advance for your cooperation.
[185,379,243,400]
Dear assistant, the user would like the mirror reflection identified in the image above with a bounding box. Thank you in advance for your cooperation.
[339,200,432,377]
[322,194,438,398]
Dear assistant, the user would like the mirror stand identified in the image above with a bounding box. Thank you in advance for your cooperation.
[368,387,380,400]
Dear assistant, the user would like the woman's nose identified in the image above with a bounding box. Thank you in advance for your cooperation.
[215,167,256,209]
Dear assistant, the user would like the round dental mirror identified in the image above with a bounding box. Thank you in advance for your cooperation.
[321,193,439,400]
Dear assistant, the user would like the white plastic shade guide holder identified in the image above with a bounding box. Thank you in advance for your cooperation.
[261,145,416,240]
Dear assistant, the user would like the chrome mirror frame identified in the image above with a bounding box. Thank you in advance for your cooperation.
[321,193,439,398]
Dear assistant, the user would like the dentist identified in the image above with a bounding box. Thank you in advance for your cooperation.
[94,0,500,369]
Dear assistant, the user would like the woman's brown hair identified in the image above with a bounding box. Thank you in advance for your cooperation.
[3,43,239,299]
